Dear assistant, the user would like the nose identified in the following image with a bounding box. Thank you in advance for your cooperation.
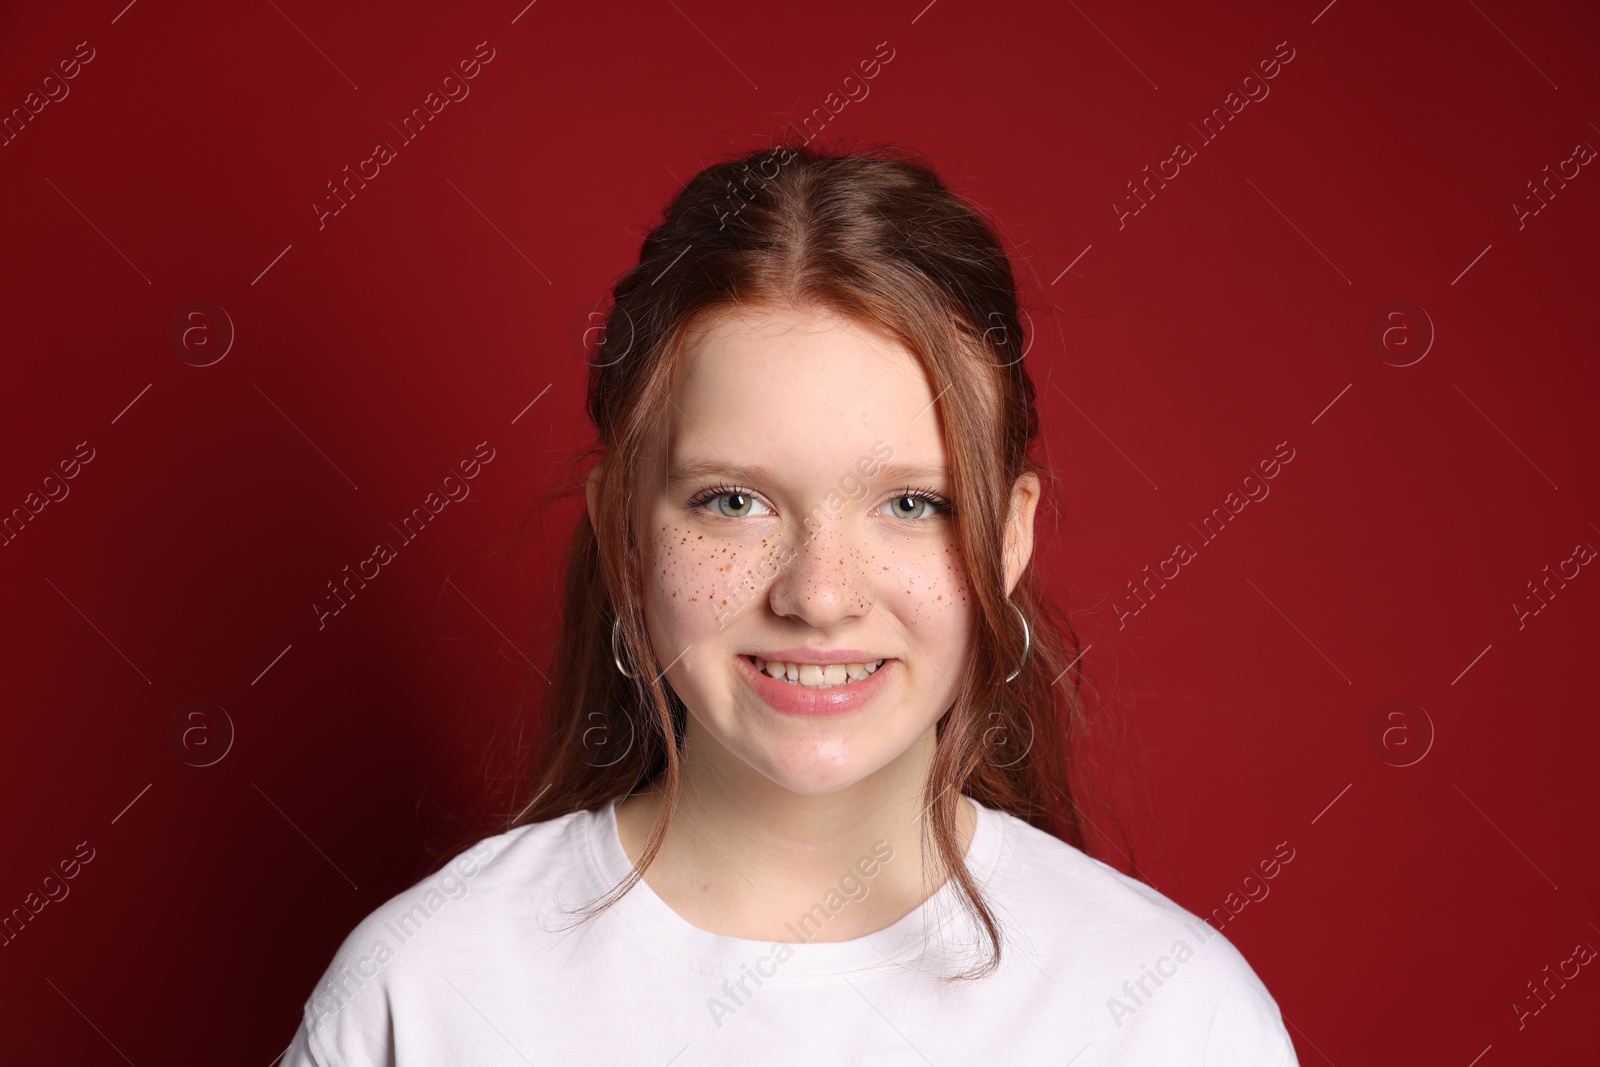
[765,509,872,628]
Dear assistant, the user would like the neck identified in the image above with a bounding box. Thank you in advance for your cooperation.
[614,720,978,943]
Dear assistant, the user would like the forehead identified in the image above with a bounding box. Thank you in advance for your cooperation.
[668,304,944,476]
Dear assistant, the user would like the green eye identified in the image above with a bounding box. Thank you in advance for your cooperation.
[878,488,955,521]
[689,487,774,519]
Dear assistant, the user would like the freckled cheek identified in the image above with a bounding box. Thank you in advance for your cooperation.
[876,543,972,627]
[646,531,735,630]
[883,549,975,688]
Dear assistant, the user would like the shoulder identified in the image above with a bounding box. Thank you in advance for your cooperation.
[982,808,1298,1062]
[987,811,1204,939]
[282,807,603,1066]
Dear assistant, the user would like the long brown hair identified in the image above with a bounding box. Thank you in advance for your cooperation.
[492,141,1112,980]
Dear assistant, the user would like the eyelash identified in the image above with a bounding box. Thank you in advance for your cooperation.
[687,484,956,521]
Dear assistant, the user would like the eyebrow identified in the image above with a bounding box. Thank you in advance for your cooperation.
[667,458,948,487]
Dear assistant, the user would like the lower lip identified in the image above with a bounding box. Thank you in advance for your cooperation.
[736,654,893,718]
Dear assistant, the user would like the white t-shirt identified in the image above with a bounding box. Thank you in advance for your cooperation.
[280,796,1299,1065]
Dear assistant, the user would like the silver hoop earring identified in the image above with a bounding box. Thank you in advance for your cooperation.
[611,617,637,679]
[1004,600,1030,684]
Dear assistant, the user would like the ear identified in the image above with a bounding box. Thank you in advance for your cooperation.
[1002,471,1041,597]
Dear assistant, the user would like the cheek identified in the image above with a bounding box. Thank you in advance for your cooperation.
[647,523,717,620]
[874,539,973,627]
[646,524,786,630]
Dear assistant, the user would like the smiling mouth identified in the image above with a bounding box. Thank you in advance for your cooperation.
[746,655,886,690]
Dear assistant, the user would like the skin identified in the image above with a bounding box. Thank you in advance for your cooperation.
[588,302,1040,943]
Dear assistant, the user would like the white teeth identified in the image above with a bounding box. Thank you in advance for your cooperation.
[751,656,886,689]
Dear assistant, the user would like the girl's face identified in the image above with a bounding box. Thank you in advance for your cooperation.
[612,303,1035,797]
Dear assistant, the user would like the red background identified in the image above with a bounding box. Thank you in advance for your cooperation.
[2,0,1596,1062]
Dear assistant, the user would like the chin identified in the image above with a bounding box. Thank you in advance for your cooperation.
[754,765,868,797]
[735,733,894,796]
